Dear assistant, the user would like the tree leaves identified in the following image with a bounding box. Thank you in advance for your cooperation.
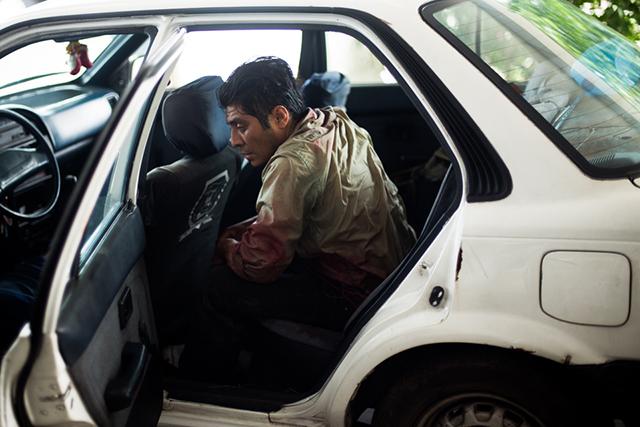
[571,0,640,41]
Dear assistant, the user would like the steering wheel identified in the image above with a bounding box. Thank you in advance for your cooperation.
[0,108,61,220]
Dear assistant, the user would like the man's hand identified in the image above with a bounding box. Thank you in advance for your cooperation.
[217,237,239,265]
[214,236,236,265]
[219,227,242,242]
[223,216,257,239]
[213,216,257,265]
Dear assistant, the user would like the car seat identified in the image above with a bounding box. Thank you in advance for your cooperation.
[142,76,242,344]
[301,71,351,108]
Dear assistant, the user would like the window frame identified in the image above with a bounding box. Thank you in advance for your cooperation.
[421,0,640,180]
[77,94,152,270]
[162,12,508,407]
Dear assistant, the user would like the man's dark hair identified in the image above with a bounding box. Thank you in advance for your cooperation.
[219,56,306,128]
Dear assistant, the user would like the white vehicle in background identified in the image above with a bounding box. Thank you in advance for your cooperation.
[0,0,638,426]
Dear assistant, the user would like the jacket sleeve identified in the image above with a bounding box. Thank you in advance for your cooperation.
[225,155,318,283]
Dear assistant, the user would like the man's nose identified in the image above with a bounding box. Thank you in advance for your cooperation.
[230,129,243,147]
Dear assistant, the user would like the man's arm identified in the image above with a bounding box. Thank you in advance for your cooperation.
[219,156,317,283]
[219,215,257,240]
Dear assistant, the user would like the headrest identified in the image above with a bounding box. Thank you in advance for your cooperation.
[162,76,230,157]
[301,71,351,108]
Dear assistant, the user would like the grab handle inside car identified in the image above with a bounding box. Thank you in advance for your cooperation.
[104,342,149,412]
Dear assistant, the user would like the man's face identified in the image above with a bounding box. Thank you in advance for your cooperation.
[226,105,283,167]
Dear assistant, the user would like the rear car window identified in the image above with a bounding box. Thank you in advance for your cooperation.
[423,0,640,176]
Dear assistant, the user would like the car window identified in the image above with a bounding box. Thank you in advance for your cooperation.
[325,31,396,85]
[0,35,116,95]
[425,0,640,174]
[107,37,151,93]
[168,29,302,88]
[78,99,150,268]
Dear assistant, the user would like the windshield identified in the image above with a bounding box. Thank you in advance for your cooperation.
[0,35,116,94]
[426,0,640,175]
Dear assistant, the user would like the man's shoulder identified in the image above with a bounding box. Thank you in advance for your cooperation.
[270,126,327,170]
[264,144,316,177]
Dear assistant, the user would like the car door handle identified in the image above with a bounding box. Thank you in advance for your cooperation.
[118,287,133,330]
[104,342,150,412]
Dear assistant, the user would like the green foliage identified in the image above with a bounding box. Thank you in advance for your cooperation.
[511,0,611,57]
[571,0,640,41]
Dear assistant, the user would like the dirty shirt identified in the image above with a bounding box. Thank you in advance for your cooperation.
[226,107,416,288]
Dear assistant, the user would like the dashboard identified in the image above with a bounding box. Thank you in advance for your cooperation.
[0,84,118,192]
[0,84,118,258]
[0,115,37,151]
[0,84,117,152]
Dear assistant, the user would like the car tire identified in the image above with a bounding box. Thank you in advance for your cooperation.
[372,351,580,427]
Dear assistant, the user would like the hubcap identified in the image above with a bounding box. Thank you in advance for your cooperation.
[417,393,545,427]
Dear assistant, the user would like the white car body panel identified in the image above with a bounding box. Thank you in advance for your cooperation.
[0,0,638,426]
[272,213,465,426]
[0,326,30,427]
[24,334,94,426]
[159,401,293,427]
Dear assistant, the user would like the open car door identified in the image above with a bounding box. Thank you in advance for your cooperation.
[12,27,184,427]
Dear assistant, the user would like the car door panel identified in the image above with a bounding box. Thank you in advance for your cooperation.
[58,208,147,363]
[56,207,158,426]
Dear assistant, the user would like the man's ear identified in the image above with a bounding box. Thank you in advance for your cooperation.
[270,105,291,129]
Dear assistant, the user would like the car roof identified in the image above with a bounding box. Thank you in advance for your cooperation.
[1,0,436,32]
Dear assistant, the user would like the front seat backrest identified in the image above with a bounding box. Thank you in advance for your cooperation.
[143,75,241,343]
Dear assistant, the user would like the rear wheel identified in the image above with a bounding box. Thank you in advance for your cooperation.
[372,353,580,427]
[408,393,544,427]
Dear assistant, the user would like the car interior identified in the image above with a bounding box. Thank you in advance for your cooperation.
[0,24,455,423]
[0,31,149,351]
[142,28,452,409]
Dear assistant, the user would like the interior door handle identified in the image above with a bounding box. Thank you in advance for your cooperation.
[104,342,149,411]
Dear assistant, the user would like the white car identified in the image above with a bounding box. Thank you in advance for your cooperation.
[0,0,638,426]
